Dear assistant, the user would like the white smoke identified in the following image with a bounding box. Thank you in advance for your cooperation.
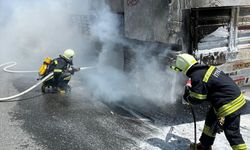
[130,47,179,104]
[0,0,89,67]
[0,0,183,105]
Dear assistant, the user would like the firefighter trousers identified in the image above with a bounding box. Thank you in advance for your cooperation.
[200,107,247,150]
[43,72,71,88]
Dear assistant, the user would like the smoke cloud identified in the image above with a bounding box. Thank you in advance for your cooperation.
[0,0,90,67]
[0,0,183,105]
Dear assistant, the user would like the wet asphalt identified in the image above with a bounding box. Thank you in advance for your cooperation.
[3,73,149,150]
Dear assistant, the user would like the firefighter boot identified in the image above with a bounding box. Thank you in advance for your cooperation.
[57,87,66,94]
[189,143,212,150]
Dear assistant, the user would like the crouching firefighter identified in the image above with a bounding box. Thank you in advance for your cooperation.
[39,49,80,93]
[170,53,247,150]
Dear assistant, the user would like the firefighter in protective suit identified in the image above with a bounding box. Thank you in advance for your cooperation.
[42,49,80,93]
[171,53,247,150]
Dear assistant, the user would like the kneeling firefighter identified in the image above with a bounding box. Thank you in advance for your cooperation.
[40,49,80,93]
[171,53,247,150]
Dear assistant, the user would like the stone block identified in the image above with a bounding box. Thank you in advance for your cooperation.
[124,0,183,44]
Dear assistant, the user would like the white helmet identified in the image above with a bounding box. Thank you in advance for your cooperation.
[63,49,75,60]
[171,53,197,74]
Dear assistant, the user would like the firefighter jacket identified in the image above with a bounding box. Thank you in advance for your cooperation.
[47,55,73,84]
[185,64,246,118]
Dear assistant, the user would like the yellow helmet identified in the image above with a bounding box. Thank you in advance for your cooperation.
[171,53,197,74]
[63,49,75,60]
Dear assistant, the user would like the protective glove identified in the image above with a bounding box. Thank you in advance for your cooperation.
[67,68,74,74]
[68,67,80,75]
[211,117,225,134]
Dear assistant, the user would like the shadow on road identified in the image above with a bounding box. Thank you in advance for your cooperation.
[147,136,191,150]
[102,96,250,127]
[101,96,209,126]
[146,127,191,150]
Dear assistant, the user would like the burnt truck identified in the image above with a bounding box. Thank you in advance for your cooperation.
[106,0,250,87]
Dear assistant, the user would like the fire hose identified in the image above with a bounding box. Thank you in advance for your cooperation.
[189,104,197,150]
[0,62,94,101]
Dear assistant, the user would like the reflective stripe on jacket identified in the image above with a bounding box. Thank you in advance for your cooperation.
[187,64,246,117]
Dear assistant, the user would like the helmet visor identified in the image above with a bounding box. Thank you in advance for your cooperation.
[168,55,182,72]
[170,65,182,72]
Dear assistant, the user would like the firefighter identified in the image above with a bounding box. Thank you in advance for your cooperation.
[171,53,247,150]
[42,49,80,93]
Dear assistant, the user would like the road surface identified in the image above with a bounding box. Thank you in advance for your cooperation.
[0,71,249,150]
